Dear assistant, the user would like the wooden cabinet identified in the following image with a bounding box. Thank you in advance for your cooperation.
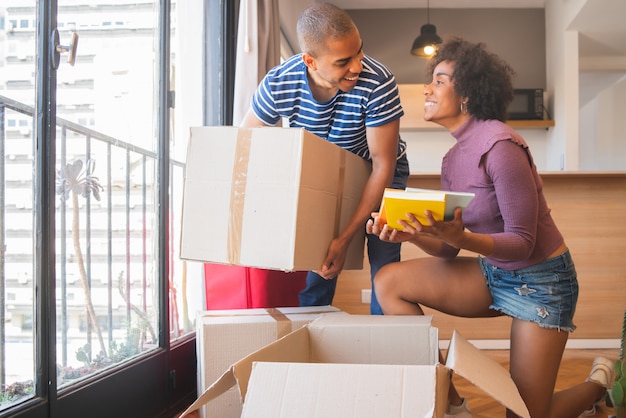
[334,172,626,345]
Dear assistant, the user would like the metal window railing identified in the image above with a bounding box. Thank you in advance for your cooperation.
[0,93,185,393]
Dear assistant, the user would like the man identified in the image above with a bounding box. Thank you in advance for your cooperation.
[240,2,409,314]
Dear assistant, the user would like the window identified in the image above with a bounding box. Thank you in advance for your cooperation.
[0,1,235,416]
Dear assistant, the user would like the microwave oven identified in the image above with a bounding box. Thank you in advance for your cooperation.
[508,88,544,120]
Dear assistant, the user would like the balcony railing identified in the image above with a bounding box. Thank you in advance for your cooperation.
[0,93,186,403]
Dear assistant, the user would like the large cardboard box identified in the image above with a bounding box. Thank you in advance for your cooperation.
[195,306,345,418]
[182,315,530,418]
[180,126,371,271]
[183,314,439,418]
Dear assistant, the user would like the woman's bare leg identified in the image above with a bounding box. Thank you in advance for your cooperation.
[508,319,606,418]
[374,256,499,408]
[374,256,497,317]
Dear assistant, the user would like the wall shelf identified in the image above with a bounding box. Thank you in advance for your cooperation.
[398,84,555,130]
[506,119,555,129]
[400,119,555,131]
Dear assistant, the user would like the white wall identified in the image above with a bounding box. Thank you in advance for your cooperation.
[579,75,626,170]
[278,1,625,172]
[348,8,546,87]
[402,129,549,174]
[401,0,626,173]
[545,0,626,171]
[545,1,579,170]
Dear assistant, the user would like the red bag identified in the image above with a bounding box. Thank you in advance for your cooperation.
[203,264,307,309]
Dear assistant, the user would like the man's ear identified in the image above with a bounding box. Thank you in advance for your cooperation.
[302,52,317,71]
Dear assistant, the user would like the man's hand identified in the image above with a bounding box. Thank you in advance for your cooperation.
[313,237,348,279]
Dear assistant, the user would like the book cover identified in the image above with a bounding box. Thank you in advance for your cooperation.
[379,188,475,231]
[405,188,475,220]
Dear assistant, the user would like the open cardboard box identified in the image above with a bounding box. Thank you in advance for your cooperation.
[182,315,437,417]
[179,126,371,272]
[181,315,530,418]
[195,306,345,418]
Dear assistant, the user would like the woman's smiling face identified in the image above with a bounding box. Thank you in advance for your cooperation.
[423,60,469,131]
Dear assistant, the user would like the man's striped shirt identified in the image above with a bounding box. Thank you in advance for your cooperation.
[250,54,407,161]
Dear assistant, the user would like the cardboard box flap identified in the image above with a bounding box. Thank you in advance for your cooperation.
[198,305,340,320]
[198,306,343,340]
[241,362,446,418]
[180,366,238,417]
[306,314,438,365]
[233,315,437,399]
[446,331,530,418]
[180,327,312,418]
[191,307,344,418]
[232,326,313,399]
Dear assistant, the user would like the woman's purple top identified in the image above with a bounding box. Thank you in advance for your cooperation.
[438,116,564,270]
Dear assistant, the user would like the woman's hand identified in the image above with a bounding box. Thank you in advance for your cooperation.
[366,212,422,243]
[414,207,467,249]
[367,208,468,249]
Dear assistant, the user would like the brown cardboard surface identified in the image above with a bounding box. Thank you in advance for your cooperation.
[241,362,444,418]
[181,315,531,418]
[194,306,343,418]
[238,330,529,418]
[181,315,438,418]
[445,331,530,418]
[180,126,371,271]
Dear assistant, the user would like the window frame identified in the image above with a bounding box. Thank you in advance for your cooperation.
[1,1,237,417]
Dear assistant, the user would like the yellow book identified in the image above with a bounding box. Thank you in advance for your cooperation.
[379,188,475,231]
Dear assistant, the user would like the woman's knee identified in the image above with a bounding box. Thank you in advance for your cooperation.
[373,261,397,288]
[373,263,399,305]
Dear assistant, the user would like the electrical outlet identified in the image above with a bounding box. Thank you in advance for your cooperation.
[361,289,371,304]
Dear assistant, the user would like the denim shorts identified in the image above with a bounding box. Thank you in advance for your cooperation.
[479,250,578,332]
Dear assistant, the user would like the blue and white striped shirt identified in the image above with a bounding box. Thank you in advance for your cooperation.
[250,54,406,161]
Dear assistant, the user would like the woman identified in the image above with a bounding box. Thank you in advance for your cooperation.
[366,36,613,418]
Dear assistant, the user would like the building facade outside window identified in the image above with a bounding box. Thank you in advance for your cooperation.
[0,1,226,416]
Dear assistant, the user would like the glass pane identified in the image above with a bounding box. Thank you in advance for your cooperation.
[169,2,204,339]
[55,1,161,387]
[0,1,38,412]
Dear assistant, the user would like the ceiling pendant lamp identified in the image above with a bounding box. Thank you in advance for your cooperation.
[410,0,442,58]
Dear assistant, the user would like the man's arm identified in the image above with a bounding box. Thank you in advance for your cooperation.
[316,119,400,278]
[239,108,274,128]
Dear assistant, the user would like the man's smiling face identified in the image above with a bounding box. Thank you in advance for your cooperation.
[304,28,364,93]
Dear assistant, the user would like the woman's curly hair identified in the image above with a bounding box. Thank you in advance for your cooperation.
[425,36,516,122]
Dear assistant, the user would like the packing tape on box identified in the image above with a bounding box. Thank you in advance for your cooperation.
[199,307,338,338]
[266,308,292,338]
[227,129,253,265]
[333,151,346,239]
[224,127,353,268]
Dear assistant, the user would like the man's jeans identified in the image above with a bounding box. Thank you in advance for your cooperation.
[298,153,410,314]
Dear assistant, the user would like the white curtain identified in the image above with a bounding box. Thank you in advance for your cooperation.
[232,0,281,125]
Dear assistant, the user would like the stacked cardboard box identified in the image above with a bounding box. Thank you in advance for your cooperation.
[194,306,345,418]
[182,314,530,418]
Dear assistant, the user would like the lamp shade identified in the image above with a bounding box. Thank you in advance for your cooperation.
[411,23,442,57]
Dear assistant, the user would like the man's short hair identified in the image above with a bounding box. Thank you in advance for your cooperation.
[297,2,357,56]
